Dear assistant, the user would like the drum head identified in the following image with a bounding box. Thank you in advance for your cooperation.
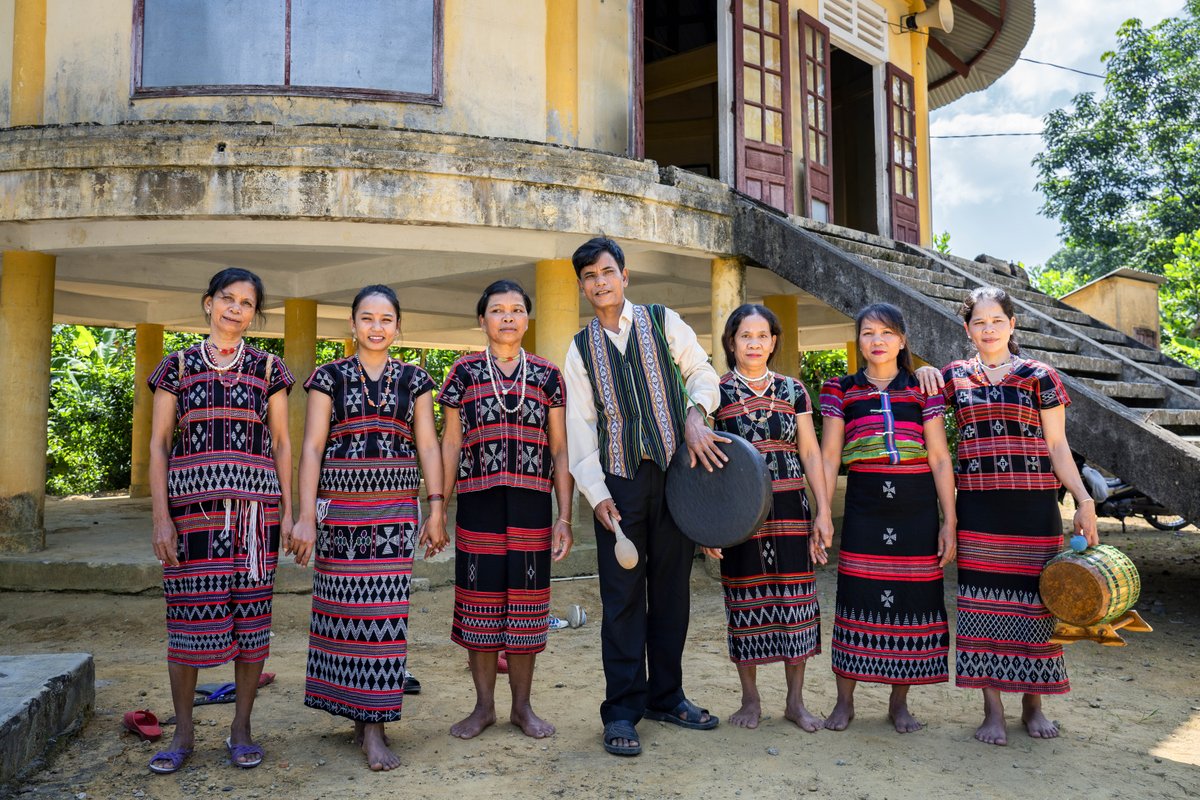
[665,432,773,548]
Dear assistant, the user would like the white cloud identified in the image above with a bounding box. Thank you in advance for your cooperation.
[929,0,1185,266]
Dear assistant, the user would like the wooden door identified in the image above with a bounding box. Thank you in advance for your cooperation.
[734,0,792,213]
[797,11,832,222]
[886,63,919,244]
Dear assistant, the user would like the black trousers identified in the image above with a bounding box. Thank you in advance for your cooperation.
[595,461,696,724]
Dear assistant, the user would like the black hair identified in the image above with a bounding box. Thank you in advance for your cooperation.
[959,286,1020,355]
[855,302,915,376]
[721,303,782,372]
[475,279,533,319]
[352,284,401,319]
[203,268,266,325]
[571,236,625,278]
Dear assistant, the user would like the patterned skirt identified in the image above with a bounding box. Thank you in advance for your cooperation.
[304,495,417,723]
[831,470,949,685]
[452,486,552,654]
[955,489,1069,694]
[720,486,819,665]
[164,499,280,667]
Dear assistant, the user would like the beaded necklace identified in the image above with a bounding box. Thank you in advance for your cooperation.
[733,367,774,426]
[201,338,245,387]
[355,355,394,409]
[486,348,527,414]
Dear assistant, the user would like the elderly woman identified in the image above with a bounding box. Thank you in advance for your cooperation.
[292,284,446,771]
[439,279,574,740]
[147,268,294,773]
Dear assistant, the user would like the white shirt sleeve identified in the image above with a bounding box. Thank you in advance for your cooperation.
[661,306,720,416]
[564,339,611,509]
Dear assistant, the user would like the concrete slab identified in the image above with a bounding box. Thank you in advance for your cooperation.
[0,653,94,788]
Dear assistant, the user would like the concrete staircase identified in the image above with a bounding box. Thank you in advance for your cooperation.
[732,194,1200,525]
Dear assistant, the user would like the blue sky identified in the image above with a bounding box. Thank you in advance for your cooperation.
[929,0,1184,268]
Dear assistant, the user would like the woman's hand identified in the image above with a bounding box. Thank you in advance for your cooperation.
[279,513,295,560]
[419,507,449,559]
[700,546,723,561]
[151,516,180,566]
[937,519,957,567]
[810,510,834,565]
[915,365,945,396]
[289,517,317,567]
[1074,500,1099,547]
[552,519,574,562]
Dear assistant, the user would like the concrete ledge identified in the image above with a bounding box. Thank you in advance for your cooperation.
[0,653,94,789]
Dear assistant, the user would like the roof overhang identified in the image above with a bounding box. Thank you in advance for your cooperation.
[926,0,1036,110]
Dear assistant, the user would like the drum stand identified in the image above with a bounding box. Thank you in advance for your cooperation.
[1049,610,1153,647]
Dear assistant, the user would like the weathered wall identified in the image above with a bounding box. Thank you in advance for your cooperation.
[27,0,630,153]
[1064,276,1162,345]
[0,0,13,123]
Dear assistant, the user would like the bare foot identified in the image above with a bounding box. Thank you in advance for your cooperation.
[511,704,555,738]
[1022,699,1059,740]
[450,705,496,739]
[888,699,924,734]
[975,712,1008,746]
[729,699,762,729]
[353,721,391,747]
[824,699,854,731]
[785,702,824,733]
[361,724,400,772]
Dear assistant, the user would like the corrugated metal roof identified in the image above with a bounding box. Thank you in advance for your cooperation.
[927,0,1036,109]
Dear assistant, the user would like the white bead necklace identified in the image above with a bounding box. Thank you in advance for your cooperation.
[200,338,245,386]
[485,348,527,414]
[733,367,774,425]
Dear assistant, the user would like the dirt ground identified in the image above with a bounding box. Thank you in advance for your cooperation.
[3,509,1199,800]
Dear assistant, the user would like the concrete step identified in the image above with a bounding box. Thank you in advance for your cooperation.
[1064,323,1128,345]
[1145,409,1200,438]
[819,236,932,270]
[1076,378,1168,402]
[1108,344,1165,363]
[1026,348,1123,378]
[863,257,970,289]
[1142,361,1200,384]
[0,654,94,786]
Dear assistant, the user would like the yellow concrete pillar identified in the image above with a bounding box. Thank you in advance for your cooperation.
[545,0,579,145]
[11,0,47,126]
[525,319,538,358]
[763,294,799,378]
[0,252,55,551]
[130,323,164,498]
[845,340,859,374]
[285,299,318,497]
[911,32,932,247]
[710,257,746,369]
[534,259,579,369]
[343,338,356,358]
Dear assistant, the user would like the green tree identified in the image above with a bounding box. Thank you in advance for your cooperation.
[1033,0,1200,279]
[1161,229,1200,367]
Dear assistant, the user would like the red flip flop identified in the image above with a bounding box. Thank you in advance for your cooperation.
[123,709,163,742]
[258,672,275,688]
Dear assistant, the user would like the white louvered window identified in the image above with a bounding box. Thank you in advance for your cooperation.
[819,0,888,63]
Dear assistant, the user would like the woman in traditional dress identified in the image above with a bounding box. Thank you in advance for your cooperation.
[942,286,1097,746]
[819,303,957,733]
[147,268,294,773]
[701,304,834,731]
[292,284,447,771]
[439,279,573,740]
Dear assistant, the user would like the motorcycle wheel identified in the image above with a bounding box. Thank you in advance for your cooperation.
[1143,514,1189,531]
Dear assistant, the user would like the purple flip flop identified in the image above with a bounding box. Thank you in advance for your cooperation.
[148,747,192,774]
[225,737,264,769]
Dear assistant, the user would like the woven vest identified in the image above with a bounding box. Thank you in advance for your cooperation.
[574,304,689,478]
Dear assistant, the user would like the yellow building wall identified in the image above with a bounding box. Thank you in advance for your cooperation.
[1063,277,1162,345]
[28,0,630,153]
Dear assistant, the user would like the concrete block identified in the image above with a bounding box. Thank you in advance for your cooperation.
[0,653,94,788]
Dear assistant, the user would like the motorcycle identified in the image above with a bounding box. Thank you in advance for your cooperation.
[1065,453,1190,532]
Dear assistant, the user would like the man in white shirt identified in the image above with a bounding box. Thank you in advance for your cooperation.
[564,237,727,756]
